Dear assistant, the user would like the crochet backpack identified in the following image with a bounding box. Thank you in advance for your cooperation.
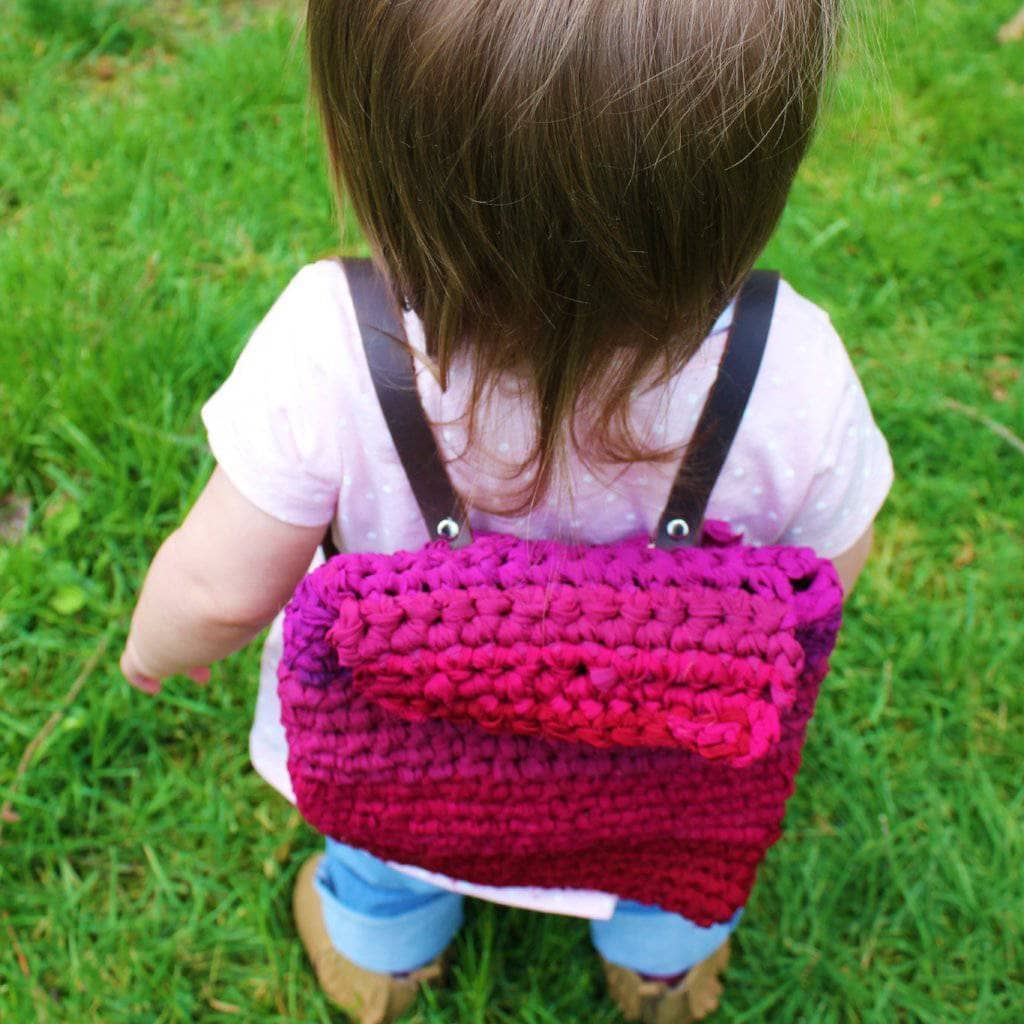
[279,259,844,926]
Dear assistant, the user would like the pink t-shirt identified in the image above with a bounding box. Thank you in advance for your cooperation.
[202,260,893,918]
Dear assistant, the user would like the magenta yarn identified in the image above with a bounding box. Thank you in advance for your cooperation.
[279,521,842,925]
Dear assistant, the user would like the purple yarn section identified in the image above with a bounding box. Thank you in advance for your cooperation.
[279,522,842,925]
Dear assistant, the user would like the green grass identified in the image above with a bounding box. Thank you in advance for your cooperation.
[1,1,1022,1020]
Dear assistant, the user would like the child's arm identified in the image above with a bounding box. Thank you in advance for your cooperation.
[120,467,327,694]
[831,524,874,597]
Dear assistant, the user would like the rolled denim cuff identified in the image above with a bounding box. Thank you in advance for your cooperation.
[316,841,464,973]
[590,901,742,976]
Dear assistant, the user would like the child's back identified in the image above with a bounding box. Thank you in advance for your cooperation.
[205,255,891,837]
[123,2,892,1020]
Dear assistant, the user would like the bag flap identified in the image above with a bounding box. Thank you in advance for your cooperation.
[296,528,842,768]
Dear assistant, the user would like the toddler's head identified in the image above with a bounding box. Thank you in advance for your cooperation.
[307,0,839,503]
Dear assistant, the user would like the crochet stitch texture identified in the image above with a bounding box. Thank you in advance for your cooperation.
[279,522,842,925]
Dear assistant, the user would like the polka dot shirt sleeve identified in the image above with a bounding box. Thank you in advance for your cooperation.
[778,335,894,559]
[200,264,348,527]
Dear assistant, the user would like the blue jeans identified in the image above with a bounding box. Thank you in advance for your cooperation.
[315,839,742,975]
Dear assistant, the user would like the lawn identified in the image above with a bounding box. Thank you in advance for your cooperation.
[1,1,1022,1021]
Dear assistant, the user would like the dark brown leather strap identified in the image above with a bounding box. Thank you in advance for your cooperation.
[333,258,776,556]
[653,270,779,549]
[343,259,473,548]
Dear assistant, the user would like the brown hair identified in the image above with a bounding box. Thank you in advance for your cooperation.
[307,0,839,515]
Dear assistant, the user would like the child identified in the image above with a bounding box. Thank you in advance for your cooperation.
[122,1,892,1021]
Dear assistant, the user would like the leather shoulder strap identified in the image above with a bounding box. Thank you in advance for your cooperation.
[343,258,473,548]
[653,270,779,549]
[337,258,776,555]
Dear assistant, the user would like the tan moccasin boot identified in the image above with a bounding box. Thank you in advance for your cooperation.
[293,855,445,1024]
[601,939,730,1024]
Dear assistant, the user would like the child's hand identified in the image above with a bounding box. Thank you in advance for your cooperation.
[119,638,211,695]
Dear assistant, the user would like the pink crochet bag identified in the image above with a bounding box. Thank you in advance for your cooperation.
[279,260,843,926]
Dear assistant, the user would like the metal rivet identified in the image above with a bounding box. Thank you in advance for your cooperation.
[665,518,690,540]
[436,518,461,540]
